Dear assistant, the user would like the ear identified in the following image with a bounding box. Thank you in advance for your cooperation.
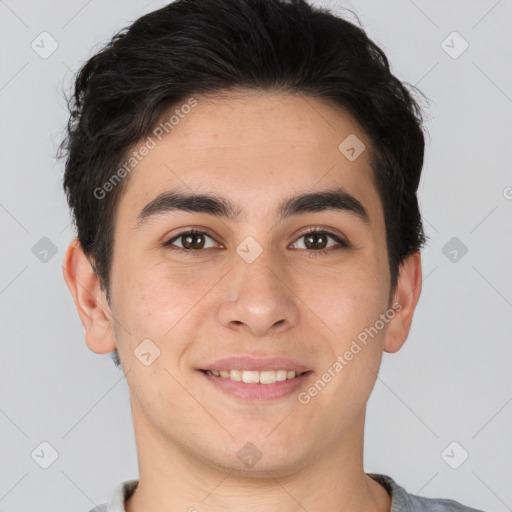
[62,238,116,354]
[384,250,422,354]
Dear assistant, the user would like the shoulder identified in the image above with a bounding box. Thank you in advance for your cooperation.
[368,473,486,512]
[398,494,486,512]
[86,479,139,512]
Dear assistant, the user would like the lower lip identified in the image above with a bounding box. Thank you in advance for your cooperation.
[199,371,313,402]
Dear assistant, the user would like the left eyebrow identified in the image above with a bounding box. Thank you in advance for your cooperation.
[133,186,370,229]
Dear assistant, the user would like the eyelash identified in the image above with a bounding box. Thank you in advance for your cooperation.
[162,227,349,257]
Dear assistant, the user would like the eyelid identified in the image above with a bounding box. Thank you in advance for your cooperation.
[164,227,222,248]
[295,225,348,243]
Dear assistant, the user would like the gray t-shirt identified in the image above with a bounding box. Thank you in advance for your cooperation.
[88,473,485,511]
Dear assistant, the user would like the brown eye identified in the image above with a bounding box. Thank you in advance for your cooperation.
[303,232,329,250]
[164,230,217,252]
[181,232,206,249]
[293,229,347,254]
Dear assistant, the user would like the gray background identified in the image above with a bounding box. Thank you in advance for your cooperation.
[1,0,511,510]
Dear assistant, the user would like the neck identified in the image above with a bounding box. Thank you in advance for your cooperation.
[125,400,390,512]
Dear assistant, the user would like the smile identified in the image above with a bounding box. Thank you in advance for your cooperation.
[199,369,313,402]
[204,369,308,384]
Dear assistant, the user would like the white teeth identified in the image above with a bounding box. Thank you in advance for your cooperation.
[230,369,243,382]
[206,369,302,384]
[259,370,277,384]
[242,371,259,383]
[276,369,287,382]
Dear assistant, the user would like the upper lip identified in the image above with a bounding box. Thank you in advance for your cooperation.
[199,356,311,373]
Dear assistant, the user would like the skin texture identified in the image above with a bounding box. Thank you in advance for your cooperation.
[63,91,422,512]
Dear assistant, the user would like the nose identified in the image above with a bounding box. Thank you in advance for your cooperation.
[216,250,300,338]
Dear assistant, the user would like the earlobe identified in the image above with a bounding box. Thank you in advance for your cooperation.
[62,238,117,354]
[384,250,422,354]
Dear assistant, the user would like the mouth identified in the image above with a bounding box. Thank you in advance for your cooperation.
[200,368,310,384]
[198,368,313,402]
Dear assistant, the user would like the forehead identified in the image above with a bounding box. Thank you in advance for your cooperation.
[116,91,382,226]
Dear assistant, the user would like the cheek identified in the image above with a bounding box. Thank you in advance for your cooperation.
[300,274,389,415]
[115,259,200,331]
[111,269,201,404]
[297,256,389,343]
[111,262,221,368]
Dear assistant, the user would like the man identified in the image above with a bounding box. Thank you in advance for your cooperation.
[60,0,484,510]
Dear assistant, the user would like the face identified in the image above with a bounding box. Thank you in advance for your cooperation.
[97,91,405,475]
